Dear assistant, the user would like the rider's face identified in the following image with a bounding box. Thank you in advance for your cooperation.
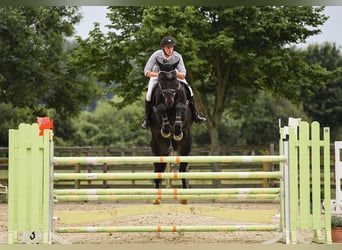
[163,45,174,57]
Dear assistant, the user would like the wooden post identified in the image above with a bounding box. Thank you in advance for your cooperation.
[74,163,80,189]
[262,150,270,188]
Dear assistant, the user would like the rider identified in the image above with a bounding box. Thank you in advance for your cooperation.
[141,36,206,129]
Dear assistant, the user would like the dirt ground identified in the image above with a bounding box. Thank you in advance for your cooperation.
[0,200,318,244]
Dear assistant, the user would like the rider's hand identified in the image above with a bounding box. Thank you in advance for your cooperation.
[176,71,185,80]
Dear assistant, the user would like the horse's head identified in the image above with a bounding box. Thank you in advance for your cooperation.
[157,60,180,109]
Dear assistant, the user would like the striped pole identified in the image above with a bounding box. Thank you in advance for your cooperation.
[54,187,280,195]
[54,193,280,202]
[8,121,334,244]
[54,171,282,181]
[53,155,286,165]
[55,224,278,233]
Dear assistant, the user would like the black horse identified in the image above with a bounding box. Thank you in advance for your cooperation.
[149,61,193,204]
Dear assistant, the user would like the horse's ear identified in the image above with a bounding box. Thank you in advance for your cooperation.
[172,60,180,69]
[156,59,180,72]
[156,59,163,68]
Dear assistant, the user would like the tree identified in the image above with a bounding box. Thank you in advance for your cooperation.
[75,6,334,153]
[0,6,99,118]
[237,91,309,145]
[54,98,150,147]
[0,103,34,146]
[302,42,342,140]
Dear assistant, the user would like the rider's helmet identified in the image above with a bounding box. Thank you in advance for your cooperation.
[160,36,176,47]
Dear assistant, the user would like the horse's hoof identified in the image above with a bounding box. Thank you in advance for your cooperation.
[153,199,161,205]
[180,199,188,205]
[161,130,171,138]
[173,132,183,141]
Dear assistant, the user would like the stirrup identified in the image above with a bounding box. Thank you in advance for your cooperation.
[141,118,150,129]
[194,115,206,123]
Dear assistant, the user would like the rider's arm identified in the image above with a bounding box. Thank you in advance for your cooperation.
[144,50,161,77]
[146,71,159,77]
[176,71,185,80]
[175,52,186,80]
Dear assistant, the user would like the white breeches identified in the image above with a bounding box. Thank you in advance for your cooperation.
[145,77,193,101]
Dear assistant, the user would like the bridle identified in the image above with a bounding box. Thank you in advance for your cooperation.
[158,70,180,100]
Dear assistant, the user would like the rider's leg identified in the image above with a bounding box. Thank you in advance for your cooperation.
[141,77,158,129]
[180,80,206,124]
[189,95,207,123]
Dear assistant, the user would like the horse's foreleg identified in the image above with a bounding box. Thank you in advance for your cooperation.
[173,104,184,141]
[173,114,183,141]
[161,116,171,138]
[155,103,170,138]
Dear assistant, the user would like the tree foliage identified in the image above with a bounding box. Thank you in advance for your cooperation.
[0,6,99,118]
[302,42,342,139]
[0,103,34,146]
[75,6,334,153]
[236,91,309,145]
[54,98,150,147]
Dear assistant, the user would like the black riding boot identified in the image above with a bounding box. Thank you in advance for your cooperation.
[189,96,206,123]
[141,100,152,129]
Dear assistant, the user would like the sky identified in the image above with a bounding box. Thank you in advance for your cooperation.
[75,6,342,49]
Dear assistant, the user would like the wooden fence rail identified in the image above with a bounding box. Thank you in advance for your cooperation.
[1,145,275,189]
[0,145,337,196]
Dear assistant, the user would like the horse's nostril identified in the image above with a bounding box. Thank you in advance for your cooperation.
[166,99,173,108]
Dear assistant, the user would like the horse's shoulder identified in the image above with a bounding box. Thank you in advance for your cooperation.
[179,81,186,87]
[151,83,160,98]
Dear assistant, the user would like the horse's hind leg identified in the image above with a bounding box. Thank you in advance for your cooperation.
[179,162,189,204]
[153,162,167,204]
[154,162,167,188]
[179,162,189,189]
